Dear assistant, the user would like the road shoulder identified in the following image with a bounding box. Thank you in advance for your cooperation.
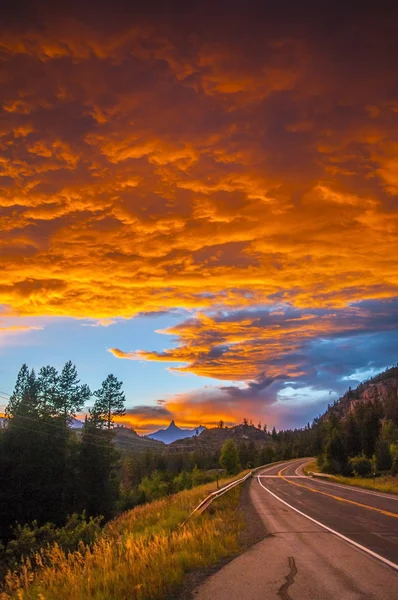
[175,477,267,600]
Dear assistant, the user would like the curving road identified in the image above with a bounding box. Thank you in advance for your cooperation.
[193,458,398,600]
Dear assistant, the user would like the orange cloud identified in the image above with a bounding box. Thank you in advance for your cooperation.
[1,5,398,402]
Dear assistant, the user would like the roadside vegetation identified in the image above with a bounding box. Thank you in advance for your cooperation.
[0,477,245,600]
[304,457,398,495]
[2,362,397,594]
[331,474,398,495]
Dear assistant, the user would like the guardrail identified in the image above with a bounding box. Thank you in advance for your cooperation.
[182,458,314,526]
[181,471,253,526]
[181,461,288,526]
[307,471,334,479]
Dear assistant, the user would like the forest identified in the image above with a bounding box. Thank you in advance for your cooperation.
[1,363,397,583]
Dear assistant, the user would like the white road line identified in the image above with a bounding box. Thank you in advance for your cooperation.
[298,461,398,501]
[257,475,398,572]
[258,475,303,478]
[295,464,307,477]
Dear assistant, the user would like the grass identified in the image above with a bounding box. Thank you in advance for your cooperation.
[0,475,247,600]
[302,460,320,475]
[304,459,398,495]
[331,475,398,494]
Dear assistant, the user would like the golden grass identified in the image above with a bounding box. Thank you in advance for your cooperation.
[332,475,398,495]
[304,459,398,495]
[0,475,246,600]
[302,460,320,475]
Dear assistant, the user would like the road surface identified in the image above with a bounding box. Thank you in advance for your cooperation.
[193,458,398,599]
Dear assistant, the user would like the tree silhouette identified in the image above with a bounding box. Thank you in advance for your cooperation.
[56,361,91,420]
[220,439,240,475]
[92,374,126,429]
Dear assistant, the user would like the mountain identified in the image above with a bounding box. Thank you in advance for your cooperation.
[113,425,165,452]
[70,416,84,429]
[323,365,398,422]
[147,420,206,444]
[168,423,271,452]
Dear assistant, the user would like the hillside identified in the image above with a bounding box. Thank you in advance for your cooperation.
[113,426,165,452]
[326,365,398,421]
[168,423,272,452]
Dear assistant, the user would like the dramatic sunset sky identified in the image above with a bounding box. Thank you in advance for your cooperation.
[1,1,397,433]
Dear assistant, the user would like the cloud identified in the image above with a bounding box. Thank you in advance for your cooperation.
[109,300,398,430]
[110,300,398,382]
[0,5,397,322]
[1,3,398,428]
[82,318,118,327]
[0,325,43,333]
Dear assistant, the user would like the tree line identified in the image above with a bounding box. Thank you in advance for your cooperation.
[0,362,126,550]
[0,362,284,579]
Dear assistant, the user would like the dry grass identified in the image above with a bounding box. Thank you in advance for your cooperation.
[304,460,398,495]
[302,460,320,475]
[0,476,246,600]
[332,475,398,495]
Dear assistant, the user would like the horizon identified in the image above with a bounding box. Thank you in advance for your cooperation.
[1,2,398,435]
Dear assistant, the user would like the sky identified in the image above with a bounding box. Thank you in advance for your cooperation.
[1,1,398,433]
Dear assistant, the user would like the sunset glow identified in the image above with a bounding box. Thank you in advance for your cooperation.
[1,2,398,433]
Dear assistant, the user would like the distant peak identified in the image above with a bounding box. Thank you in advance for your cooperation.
[167,420,178,429]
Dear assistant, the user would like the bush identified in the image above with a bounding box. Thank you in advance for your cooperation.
[3,512,102,574]
[375,437,393,471]
[349,456,373,477]
[117,488,145,512]
[138,471,169,501]
[391,457,398,477]
[219,439,241,475]
[173,471,193,492]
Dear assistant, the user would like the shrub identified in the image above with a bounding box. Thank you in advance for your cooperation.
[375,437,393,471]
[349,456,373,477]
[219,439,240,475]
[3,513,102,574]
[173,471,193,492]
[138,471,169,501]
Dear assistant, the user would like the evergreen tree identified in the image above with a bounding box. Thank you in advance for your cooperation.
[37,366,59,416]
[56,361,91,420]
[344,413,362,457]
[220,439,240,475]
[77,418,119,518]
[324,429,348,474]
[6,365,38,418]
[375,437,393,471]
[360,402,382,458]
[259,444,275,465]
[246,440,257,467]
[237,440,249,469]
[92,374,126,429]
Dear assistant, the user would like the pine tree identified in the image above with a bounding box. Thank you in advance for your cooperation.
[375,437,393,471]
[220,439,240,475]
[77,419,119,519]
[37,366,59,416]
[344,412,361,457]
[92,374,126,429]
[6,365,38,417]
[360,401,382,458]
[56,361,91,420]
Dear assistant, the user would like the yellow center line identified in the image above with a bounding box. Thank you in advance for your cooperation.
[277,466,398,519]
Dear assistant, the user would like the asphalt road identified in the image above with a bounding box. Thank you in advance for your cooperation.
[193,458,398,600]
